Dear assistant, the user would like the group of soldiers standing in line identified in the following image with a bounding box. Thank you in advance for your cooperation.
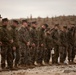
[0,18,76,70]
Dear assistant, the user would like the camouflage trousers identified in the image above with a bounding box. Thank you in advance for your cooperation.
[19,45,27,65]
[28,47,36,65]
[1,45,13,69]
[68,45,75,62]
[36,47,44,64]
[44,48,51,64]
[59,46,67,63]
[12,47,20,66]
[52,45,59,64]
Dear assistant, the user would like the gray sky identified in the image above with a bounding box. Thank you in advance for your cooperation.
[0,0,76,19]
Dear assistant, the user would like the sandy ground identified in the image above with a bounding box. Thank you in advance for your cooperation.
[0,55,76,75]
[0,65,76,75]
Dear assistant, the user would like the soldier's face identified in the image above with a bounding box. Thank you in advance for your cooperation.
[63,28,66,31]
[55,26,58,30]
[3,21,8,26]
[32,24,37,28]
[13,22,18,27]
[23,22,28,27]
[42,25,46,29]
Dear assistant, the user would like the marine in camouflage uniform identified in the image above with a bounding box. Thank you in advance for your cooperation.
[30,21,38,66]
[19,20,31,66]
[59,26,68,64]
[44,29,53,65]
[67,24,76,64]
[51,24,60,64]
[36,24,48,65]
[10,20,20,68]
[0,18,13,69]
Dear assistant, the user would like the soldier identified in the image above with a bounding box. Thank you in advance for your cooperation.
[10,20,20,68]
[59,26,68,64]
[19,20,31,67]
[30,21,38,66]
[44,28,52,65]
[36,24,48,66]
[51,24,60,64]
[67,23,76,64]
[0,18,13,70]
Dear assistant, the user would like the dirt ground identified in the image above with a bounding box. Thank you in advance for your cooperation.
[0,55,76,75]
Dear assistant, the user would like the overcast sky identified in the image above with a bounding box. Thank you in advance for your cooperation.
[0,0,76,19]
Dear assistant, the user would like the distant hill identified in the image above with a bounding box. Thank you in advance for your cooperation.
[0,15,76,28]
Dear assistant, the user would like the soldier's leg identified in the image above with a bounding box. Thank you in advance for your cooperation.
[60,46,63,63]
[24,47,29,66]
[7,46,13,69]
[30,47,33,65]
[15,48,20,67]
[39,47,43,65]
[71,46,75,62]
[32,47,35,65]
[37,47,43,64]
[55,46,59,64]
[1,46,7,69]
[47,49,50,64]
[44,49,50,64]
[52,54,55,64]
[60,46,66,63]
[63,47,67,62]
[18,47,25,66]
[68,45,72,63]
[35,49,39,64]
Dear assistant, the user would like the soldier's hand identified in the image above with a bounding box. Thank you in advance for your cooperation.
[27,42,30,46]
[32,43,35,47]
[13,47,16,51]
[10,39,13,44]
[41,44,44,47]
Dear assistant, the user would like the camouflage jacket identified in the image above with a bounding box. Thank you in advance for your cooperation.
[51,29,61,46]
[10,26,19,47]
[60,31,68,47]
[45,33,53,49]
[30,27,38,45]
[19,26,31,45]
[67,27,76,46]
[0,26,12,46]
[38,28,46,46]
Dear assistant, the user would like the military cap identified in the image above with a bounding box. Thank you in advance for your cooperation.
[32,21,37,25]
[22,19,28,23]
[13,20,19,24]
[43,24,48,28]
[2,18,8,22]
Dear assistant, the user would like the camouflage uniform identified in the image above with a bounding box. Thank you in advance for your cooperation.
[19,26,31,65]
[44,31,52,64]
[59,30,68,63]
[30,27,38,65]
[0,26,13,69]
[67,27,76,63]
[36,28,45,65]
[10,26,20,67]
[51,29,60,64]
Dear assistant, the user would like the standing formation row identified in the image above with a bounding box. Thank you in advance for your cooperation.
[0,18,76,70]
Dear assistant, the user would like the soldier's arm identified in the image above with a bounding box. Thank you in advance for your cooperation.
[19,29,27,44]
